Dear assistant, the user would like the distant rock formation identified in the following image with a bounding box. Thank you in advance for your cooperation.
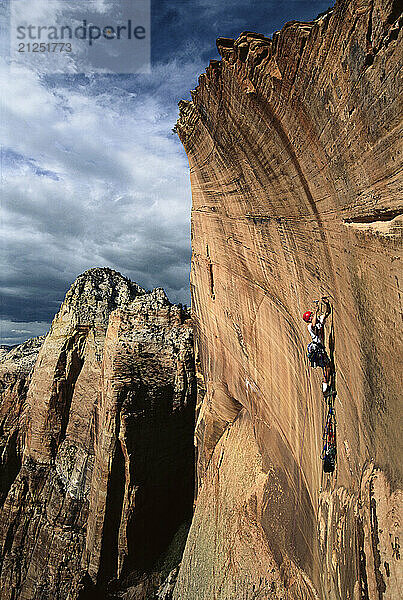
[175,0,402,598]
[0,336,45,373]
[0,268,196,600]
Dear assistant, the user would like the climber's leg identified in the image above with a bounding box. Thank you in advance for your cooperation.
[321,355,332,393]
[323,364,331,385]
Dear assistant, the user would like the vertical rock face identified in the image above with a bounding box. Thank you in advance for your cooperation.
[0,268,196,600]
[175,1,402,598]
[0,337,45,505]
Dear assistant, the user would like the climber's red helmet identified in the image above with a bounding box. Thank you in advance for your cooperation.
[302,311,313,323]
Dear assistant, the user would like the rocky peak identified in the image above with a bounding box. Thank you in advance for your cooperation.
[0,335,45,375]
[129,287,190,321]
[58,267,145,327]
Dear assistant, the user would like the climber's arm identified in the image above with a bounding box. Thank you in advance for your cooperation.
[311,304,320,327]
[321,297,331,322]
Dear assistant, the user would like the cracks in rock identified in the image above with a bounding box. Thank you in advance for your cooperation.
[216,427,231,473]
[364,0,402,69]
[391,535,400,559]
[208,262,215,300]
[0,284,196,600]
[0,428,22,507]
[290,34,309,88]
[369,480,387,599]
[357,512,370,600]
[93,337,196,595]
[344,208,402,224]
[199,405,243,487]
[387,0,402,24]
[232,321,248,358]
[49,329,88,459]
[206,245,215,300]
[343,210,402,236]
[365,0,375,66]
[97,409,126,591]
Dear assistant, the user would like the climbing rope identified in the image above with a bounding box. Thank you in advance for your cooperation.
[321,397,337,473]
[321,298,337,473]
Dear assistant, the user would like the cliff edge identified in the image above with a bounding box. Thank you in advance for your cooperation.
[175,0,402,598]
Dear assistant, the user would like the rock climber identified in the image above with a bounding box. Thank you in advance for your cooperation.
[303,297,332,395]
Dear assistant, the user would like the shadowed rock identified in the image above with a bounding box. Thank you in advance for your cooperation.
[0,268,196,600]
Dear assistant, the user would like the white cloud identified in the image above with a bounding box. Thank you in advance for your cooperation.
[1,0,235,343]
[1,45,198,339]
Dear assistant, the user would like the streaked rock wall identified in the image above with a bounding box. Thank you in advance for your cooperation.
[175,0,402,597]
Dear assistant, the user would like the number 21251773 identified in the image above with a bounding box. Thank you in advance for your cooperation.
[18,42,72,52]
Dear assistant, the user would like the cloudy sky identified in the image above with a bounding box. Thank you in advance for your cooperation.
[1,0,330,345]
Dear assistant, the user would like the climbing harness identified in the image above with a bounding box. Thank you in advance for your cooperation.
[305,297,332,370]
[307,341,329,368]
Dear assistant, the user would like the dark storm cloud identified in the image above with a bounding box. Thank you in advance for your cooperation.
[152,0,331,64]
[1,0,332,344]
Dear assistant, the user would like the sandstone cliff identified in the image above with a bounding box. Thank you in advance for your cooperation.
[0,268,196,600]
[175,0,402,598]
[0,336,45,506]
